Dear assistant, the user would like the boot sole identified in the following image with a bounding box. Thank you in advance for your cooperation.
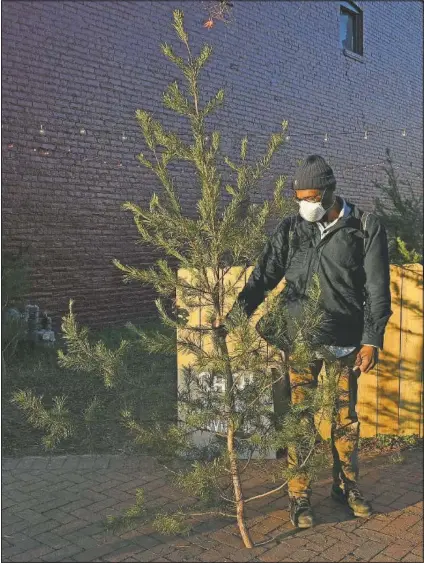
[331,491,372,518]
[290,516,314,529]
[297,520,314,528]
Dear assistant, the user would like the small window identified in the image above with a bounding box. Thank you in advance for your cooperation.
[340,1,363,55]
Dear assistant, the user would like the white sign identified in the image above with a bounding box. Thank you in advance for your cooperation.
[178,369,276,459]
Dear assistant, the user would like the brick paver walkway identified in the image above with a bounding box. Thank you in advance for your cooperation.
[2,449,423,562]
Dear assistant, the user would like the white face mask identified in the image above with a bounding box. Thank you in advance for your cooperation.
[298,188,335,222]
[298,200,328,222]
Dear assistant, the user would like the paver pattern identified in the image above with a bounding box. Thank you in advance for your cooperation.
[2,449,423,562]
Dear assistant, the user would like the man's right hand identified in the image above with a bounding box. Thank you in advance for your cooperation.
[355,345,378,373]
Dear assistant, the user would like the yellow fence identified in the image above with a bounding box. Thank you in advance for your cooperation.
[177,264,423,438]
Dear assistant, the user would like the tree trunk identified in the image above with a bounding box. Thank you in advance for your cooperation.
[214,323,253,549]
[227,423,254,548]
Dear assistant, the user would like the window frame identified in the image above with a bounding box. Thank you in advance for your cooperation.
[340,0,363,57]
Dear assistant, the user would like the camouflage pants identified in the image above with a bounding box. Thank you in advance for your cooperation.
[284,350,361,498]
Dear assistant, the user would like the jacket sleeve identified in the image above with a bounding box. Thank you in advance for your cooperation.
[236,218,290,318]
[361,215,392,349]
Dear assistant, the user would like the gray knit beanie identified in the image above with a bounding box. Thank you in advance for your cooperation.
[293,155,336,191]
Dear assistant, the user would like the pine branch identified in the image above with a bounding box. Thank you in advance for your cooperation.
[11,390,74,451]
[373,148,422,264]
[58,300,129,388]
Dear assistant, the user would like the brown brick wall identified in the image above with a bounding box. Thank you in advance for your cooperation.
[1,0,422,329]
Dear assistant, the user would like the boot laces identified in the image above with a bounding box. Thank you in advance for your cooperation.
[294,497,311,510]
[347,485,364,501]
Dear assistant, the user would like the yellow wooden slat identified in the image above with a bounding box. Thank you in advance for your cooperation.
[222,267,252,359]
[176,269,201,373]
[198,268,218,358]
[177,269,200,415]
[375,265,403,435]
[399,264,423,435]
[221,266,251,318]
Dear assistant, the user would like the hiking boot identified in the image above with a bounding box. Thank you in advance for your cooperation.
[289,496,315,528]
[331,483,372,517]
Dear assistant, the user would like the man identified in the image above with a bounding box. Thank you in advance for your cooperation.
[235,155,392,528]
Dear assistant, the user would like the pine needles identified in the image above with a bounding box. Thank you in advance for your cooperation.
[373,148,423,264]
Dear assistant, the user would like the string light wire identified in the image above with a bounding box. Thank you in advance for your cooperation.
[2,116,421,140]
[3,140,422,179]
[2,121,421,177]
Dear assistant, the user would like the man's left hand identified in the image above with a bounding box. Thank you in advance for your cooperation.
[355,345,378,374]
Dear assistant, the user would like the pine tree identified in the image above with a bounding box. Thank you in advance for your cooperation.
[14,10,341,547]
[373,148,423,264]
[108,10,333,546]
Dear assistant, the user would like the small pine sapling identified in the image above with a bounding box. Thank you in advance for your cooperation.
[373,148,423,264]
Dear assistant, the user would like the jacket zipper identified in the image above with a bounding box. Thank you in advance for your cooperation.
[303,226,320,294]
